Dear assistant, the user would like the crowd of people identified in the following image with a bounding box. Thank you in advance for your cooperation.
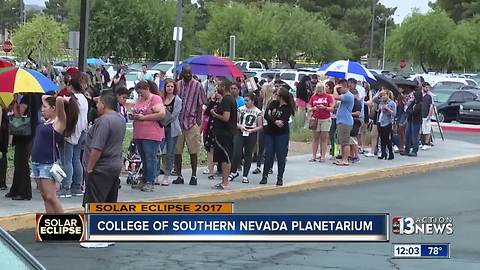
[0,62,436,215]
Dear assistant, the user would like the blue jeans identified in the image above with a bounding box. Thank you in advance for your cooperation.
[60,132,85,191]
[405,121,421,154]
[163,127,178,176]
[263,132,289,180]
[136,139,161,184]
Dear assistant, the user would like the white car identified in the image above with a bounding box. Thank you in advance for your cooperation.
[150,61,178,79]
[279,70,310,91]
[235,61,266,72]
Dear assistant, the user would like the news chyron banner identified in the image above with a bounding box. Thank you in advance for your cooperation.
[36,202,389,242]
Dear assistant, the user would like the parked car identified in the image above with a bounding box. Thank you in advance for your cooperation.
[458,95,480,124]
[279,70,310,91]
[150,61,178,79]
[0,227,46,269]
[433,89,480,123]
[235,61,266,72]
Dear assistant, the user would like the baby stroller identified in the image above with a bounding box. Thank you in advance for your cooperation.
[124,140,143,186]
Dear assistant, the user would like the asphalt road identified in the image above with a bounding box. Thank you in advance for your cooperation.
[6,130,480,270]
[9,161,480,270]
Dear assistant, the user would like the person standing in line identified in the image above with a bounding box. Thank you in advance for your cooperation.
[376,90,397,160]
[138,64,153,82]
[5,94,41,200]
[159,79,182,186]
[260,88,295,186]
[173,65,207,186]
[295,76,311,124]
[111,67,126,91]
[58,79,89,198]
[308,83,334,162]
[211,79,237,190]
[115,87,130,122]
[0,107,8,190]
[33,95,79,212]
[131,81,165,192]
[203,75,216,99]
[229,92,263,183]
[420,83,434,150]
[402,91,423,157]
[202,89,222,179]
[332,79,354,166]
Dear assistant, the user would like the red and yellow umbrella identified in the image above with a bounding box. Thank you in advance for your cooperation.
[0,67,58,107]
[0,67,58,94]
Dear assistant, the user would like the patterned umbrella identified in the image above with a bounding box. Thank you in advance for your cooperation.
[175,55,243,78]
[0,67,59,94]
[319,60,376,83]
[0,66,15,107]
[0,59,14,68]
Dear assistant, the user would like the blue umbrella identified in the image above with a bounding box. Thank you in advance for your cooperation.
[87,58,107,65]
[319,60,376,83]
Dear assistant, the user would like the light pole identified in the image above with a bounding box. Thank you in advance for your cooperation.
[382,17,387,70]
[369,0,376,59]
[173,0,183,77]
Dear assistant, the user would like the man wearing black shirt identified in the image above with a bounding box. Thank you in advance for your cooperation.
[210,79,237,190]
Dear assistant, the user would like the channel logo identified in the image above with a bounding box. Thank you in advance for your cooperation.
[36,214,85,241]
[392,216,454,235]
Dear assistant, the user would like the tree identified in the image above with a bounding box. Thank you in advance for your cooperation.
[431,0,480,22]
[44,0,68,23]
[12,14,67,65]
[386,10,480,72]
[0,0,22,35]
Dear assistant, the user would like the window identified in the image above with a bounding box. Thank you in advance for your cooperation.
[466,79,477,86]
[449,92,464,103]
[249,62,262,69]
[280,73,295,80]
[463,92,476,102]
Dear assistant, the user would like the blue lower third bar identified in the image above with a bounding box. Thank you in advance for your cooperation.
[420,244,450,258]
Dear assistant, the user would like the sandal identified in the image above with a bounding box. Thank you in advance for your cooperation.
[309,158,317,162]
[318,158,325,163]
[334,161,349,166]
[161,181,169,186]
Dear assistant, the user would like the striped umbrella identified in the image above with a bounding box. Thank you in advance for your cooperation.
[0,67,58,95]
[319,60,376,83]
[175,55,244,78]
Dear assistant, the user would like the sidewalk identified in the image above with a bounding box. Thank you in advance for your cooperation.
[1,138,480,230]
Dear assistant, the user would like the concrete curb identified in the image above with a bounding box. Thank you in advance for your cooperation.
[2,154,480,231]
[434,122,480,133]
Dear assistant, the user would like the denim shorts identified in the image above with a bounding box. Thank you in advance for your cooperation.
[31,162,54,180]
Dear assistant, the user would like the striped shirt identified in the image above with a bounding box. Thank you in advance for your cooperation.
[177,79,207,130]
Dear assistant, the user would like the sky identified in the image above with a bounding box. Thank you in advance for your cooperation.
[380,0,433,23]
[26,0,432,24]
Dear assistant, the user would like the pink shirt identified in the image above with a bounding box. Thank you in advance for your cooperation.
[133,95,165,142]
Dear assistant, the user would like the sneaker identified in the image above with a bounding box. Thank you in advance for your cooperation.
[420,145,428,151]
[252,167,262,174]
[212,183,230,190]
[393,145,399,153]
[228,172,239,181]
[57,189,72,198]
[259,178,267,184]
[141,183,154,192]
[172,176,184,184]
[202,169,210,175]
[189,176,197,186]
[351,157,360,164]
[242,177,249,183]
[132,181,145,189]
[408,152,417,157]
[80,242,115,248]
[364,152,375,157]
[71,189,84,197]
[276,179,283,186]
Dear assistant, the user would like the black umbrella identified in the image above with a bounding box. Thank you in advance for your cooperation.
[371,74,399,96]
[392,77,417,88]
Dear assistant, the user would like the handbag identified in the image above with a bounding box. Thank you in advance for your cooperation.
[159,108,173,127]
[8,116,31,136]
[48,125,66,183]
[308,117,318,130]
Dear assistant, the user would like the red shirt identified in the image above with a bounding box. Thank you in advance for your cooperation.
[309,93,333,120]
